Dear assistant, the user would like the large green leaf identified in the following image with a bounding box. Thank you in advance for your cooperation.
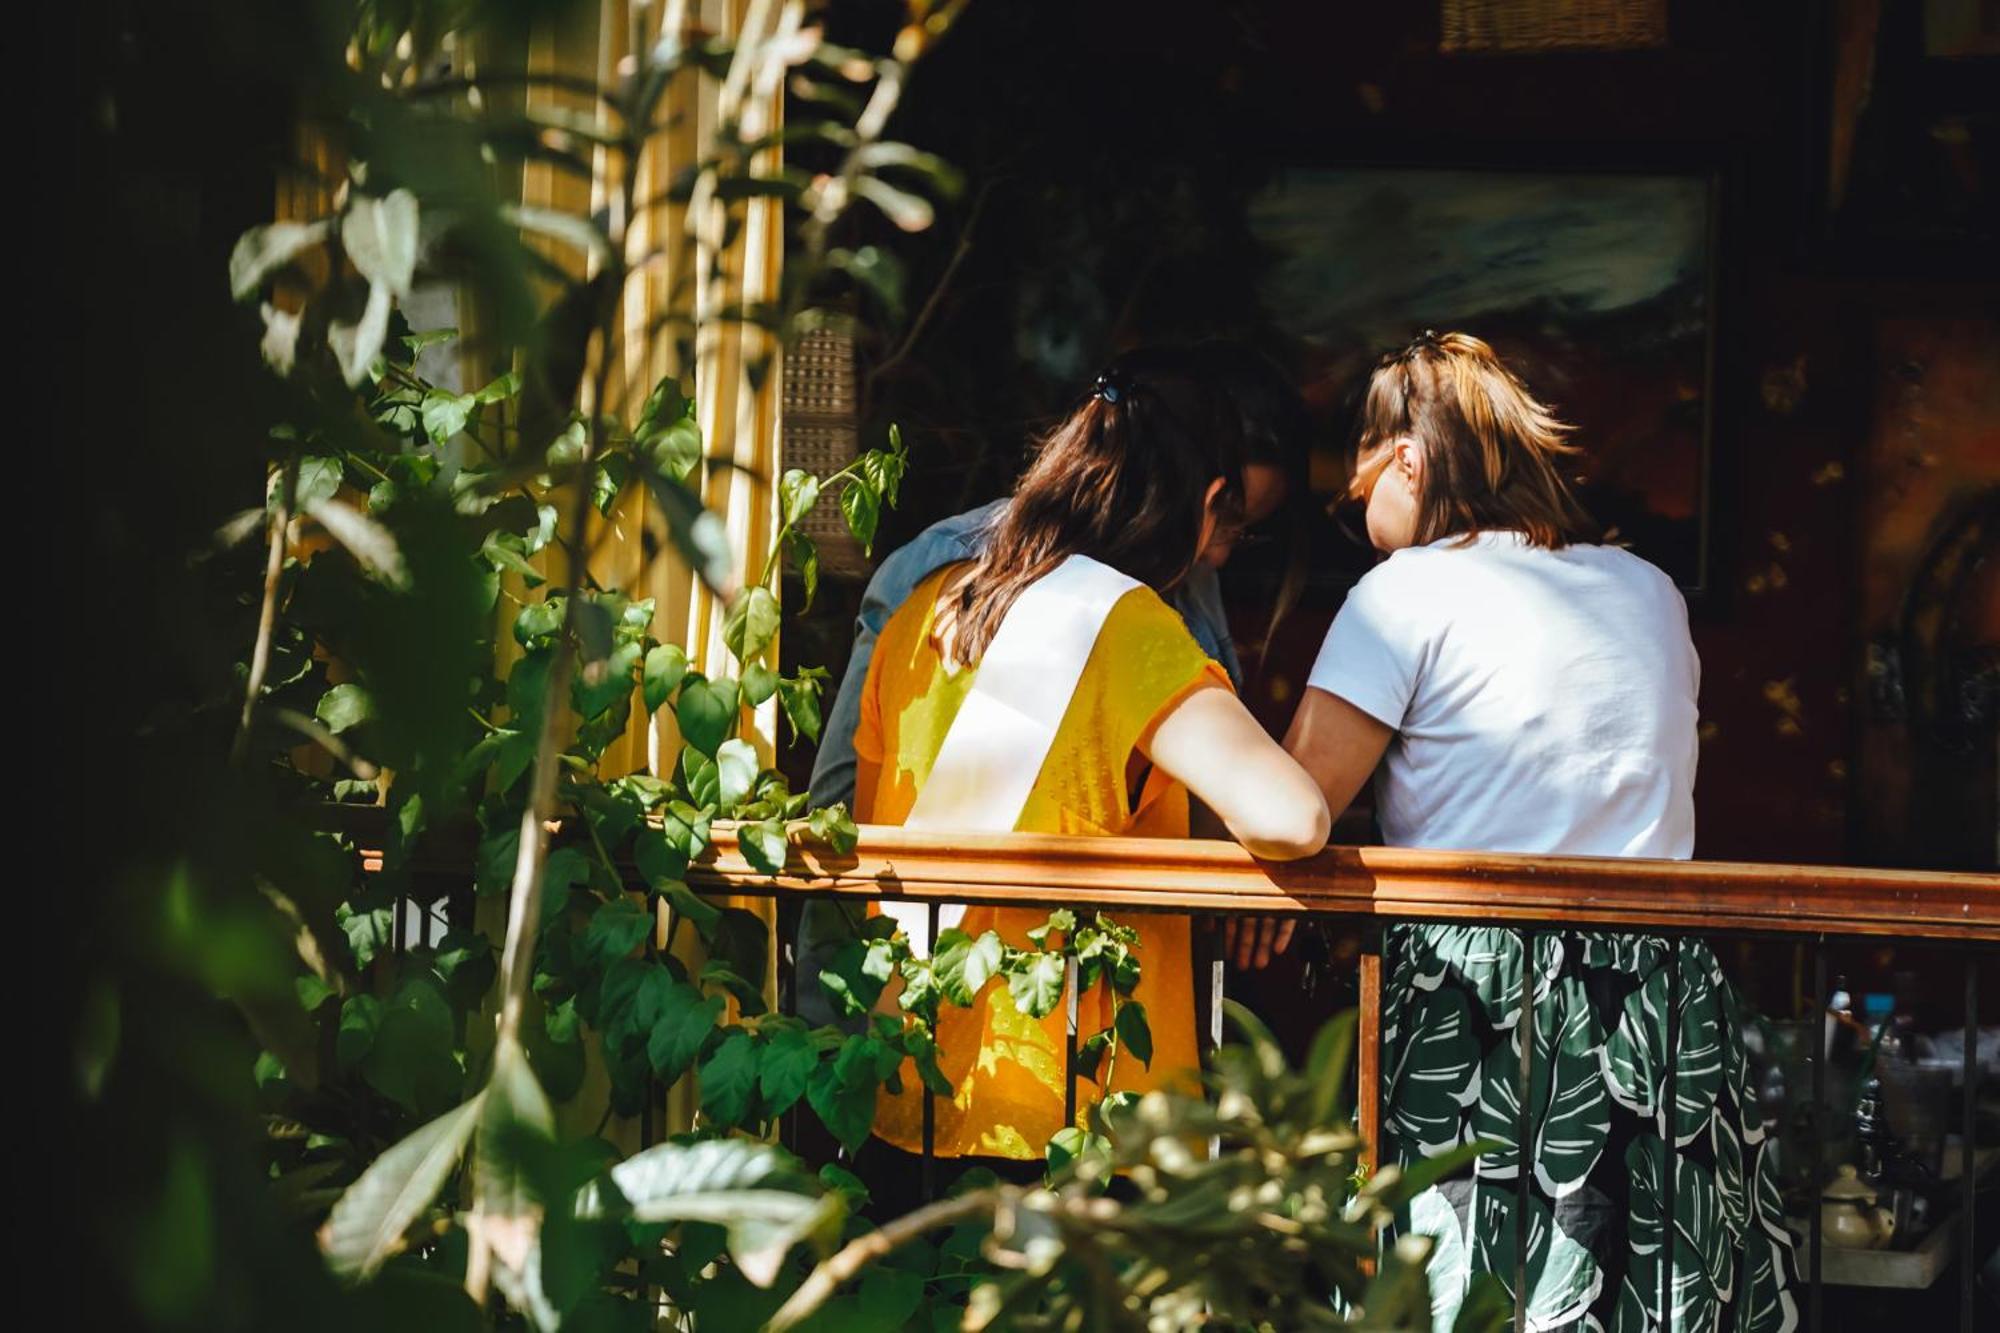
[698,1029,760,1127]
[1602,956,1669,1119]
[592,1136,836,1286]
[808,1035,887,1152]
[1007,952,1066,1019]
[362,977,460,1117]
[342,189,420,298]
[1402,926,1563,1030]
[777,666,826,744]
[739,819,789,875]
[1717,971,1766,1146]
[598,1138,798,1215]
[1528,972,1608,1184]
[580,898,651,971]
[574,641,641,721]
[1602,944,1723,1144]
[229,219,329,299]
[633,822,689,887]
[321,1093,483,1278]
[839,478,881,554]
[642,643,689,714]
[817,937,895,1018]
[722,586,781,665]
[715,738,758,809]
[1714,1114,1748,1246]
[1732,1224,1798,1333]
[1470,975,1608,1195]
[740,661,778,707]
[476,1036,556,1226]
[336,994,382,1071]
[1668,948,1725,1146]
[1751,1137,1793,1247]
[1115,999,1154,1070]
[598,958,675,1052]
[779,468,821,525]
[1384,984,1480,1162]
[316,682,373,734]
[1578,933,1668,976]
[331,281,392,385]
[1625,1134,1729,1329]
[1469,1182,1603,1332]
[676,675,737,756]
[757,1023,817,1117]
[645,978,723,1082]
[421,390,477,444]
[1408,1185,1470,1333]
[307,497,408,586]
[934,928,1005,1006]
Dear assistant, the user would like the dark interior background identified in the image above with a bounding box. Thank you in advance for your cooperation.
[788,0,1997,877]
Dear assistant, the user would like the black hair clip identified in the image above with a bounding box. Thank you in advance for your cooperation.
[1093,369,1127,405]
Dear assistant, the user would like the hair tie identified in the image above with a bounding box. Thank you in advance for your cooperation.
[1093,370,1127,405]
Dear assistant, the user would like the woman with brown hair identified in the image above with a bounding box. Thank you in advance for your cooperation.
[852,344,1330,1182]
[1286,333,1794,1332]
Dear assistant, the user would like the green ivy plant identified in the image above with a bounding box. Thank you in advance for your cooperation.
[221,4,1176,1328]
[768,1004,1508,1333]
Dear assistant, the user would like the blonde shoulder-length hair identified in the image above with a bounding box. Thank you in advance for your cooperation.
[1357,330,1599,549]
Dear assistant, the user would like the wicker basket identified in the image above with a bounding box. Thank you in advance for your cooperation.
[1441,0,1668,52]
[781,327,869,577]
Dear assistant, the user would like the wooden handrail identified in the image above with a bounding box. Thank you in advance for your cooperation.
[685,824,2000,942]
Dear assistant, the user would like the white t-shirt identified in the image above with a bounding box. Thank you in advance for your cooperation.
[1306,531,1699,858]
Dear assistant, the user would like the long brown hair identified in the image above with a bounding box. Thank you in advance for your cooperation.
[1192,340,1314,656]
[944,345,1246,665]
[1357,331,1598,549]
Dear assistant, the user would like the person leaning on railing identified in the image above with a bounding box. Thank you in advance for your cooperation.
[1283,332,1798,1333]
[840,345,1329,1209]
[801,341,1318,1026]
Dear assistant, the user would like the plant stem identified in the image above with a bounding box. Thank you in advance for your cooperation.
[583,807,623,888]
[863,180,991,404]
[491,71,640,1057]
[341,449,393,485]
[232,457,298,767]
[766,1189,998,1331]
[758,455,869,591]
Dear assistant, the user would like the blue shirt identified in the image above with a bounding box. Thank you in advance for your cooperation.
[807,498,1242,809]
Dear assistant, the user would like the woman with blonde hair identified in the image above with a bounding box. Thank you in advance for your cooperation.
[1287,333,1794,1332]
[852,345,1330,1201]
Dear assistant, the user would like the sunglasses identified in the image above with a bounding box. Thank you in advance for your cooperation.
[1328,443,1396,544]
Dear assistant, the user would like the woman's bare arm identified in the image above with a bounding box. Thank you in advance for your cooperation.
[1142,682,1331,861]
[1281,686,1393,824]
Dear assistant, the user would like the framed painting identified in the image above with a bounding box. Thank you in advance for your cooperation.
[1249,164,1721,595]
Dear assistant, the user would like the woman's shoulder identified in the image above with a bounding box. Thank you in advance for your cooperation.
[1567,542,1686,607]
[1103,580,1201,648]
[883,561,970,630]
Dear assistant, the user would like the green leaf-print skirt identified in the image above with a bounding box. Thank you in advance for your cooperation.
[1382,925,1800,1333]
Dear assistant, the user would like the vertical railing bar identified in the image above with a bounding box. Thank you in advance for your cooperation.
[1208,940,1224,1163]
[1357,924,1383,1174]
[778,900,798,1156]
[1663,939,1681,1333]
[777,900,797,1016]
[922,901,939,1204]
[1809,938,1826,1333]
[1960,954,1978,1333]
[1515,928,1532,1333]
[1062,953,1081,1131]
